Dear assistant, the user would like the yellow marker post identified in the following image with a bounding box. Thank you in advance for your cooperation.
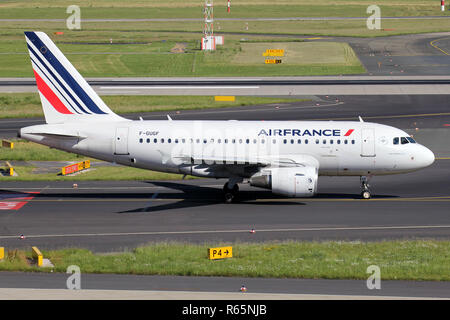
[0,247,4,260]
[1,140,14,149]
[208,246,232,260]
[32,246,43,267]
[215,96,235,102]
[5,161,13,176]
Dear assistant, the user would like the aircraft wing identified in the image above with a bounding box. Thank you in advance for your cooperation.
[172,154,319,168]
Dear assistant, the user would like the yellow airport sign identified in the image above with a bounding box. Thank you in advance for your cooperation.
[208,246,232,260]
[1,140,14,149]
[215,96,236,102]
[263,49,284,57]
[61,160,90,175]
[0,247,4,260]
[265,59,282,64]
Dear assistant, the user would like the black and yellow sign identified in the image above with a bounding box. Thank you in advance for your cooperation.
[208,246,232,260]
[265,59,282,64]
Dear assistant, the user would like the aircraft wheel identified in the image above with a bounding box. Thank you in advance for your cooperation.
[361,191,371,199]
[223,182,239,203]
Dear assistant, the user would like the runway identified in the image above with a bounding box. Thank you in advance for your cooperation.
[1,272,450,299]
[1,158,449,252]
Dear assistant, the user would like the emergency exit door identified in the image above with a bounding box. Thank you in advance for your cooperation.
[361,128,376,157]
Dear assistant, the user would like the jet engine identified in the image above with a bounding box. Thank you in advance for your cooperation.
[250,166,318,197]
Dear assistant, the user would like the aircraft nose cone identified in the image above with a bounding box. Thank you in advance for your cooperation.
[420,146,435,168]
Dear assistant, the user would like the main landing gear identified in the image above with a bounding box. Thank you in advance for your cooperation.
[223,181,240,203]
[360,176,372,199]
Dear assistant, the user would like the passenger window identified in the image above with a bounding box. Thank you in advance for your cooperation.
[261,139,265,144]
[393,137,399,145]
[139,138,143,143]
[146,138,150,143]
[337,140,341,144]
[351,140,355,144]
[218,139,221,144]
[330,140,333,144]
[272,139,276,144]
[168,138,171,143]
[323,140,326,144]
[154,138,157,143]
[297,139,301,144]
[344,140,348,144]
[401,137,409,145]
[161,138,164,143]
[315,139,319,144]
[305,139,309,144]
[246,139,250,144]
[283,139,287,144]
[182,139,186,143]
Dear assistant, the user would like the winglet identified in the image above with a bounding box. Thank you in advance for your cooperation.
[359,116,364,122]
[167,115,172,121]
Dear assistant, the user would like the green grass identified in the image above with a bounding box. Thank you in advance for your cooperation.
[0,1,448,77]
[1,1,449,19]
[1,240,449,281]
[0,140,80,161]
[0,94,309,119]
[0,165,190,181]
[0,36,366,77]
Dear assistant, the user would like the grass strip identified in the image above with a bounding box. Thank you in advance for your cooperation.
[1,240,449,281]
[0,94,309,119]
[0,165,190,181]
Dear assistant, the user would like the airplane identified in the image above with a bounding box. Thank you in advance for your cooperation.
[19,31,435,203]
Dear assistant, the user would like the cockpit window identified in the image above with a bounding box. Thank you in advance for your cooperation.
[401,137,409,144]
[406,137,416,143]
[393,137,399,145]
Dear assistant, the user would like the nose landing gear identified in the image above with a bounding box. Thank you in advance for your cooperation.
[360,176,371,199]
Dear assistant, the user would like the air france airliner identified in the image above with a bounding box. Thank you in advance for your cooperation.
[19,32,435,202]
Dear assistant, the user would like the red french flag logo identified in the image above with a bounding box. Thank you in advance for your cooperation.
[344,129,354,136]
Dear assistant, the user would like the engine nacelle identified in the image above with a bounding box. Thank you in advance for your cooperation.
[250,166,318,197]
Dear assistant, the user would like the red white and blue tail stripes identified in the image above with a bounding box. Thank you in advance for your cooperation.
[25,31,117,123]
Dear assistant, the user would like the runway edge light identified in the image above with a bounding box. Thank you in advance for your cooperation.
[208,246,233,260]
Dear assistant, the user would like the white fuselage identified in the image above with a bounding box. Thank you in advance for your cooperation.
[20,119,435,179]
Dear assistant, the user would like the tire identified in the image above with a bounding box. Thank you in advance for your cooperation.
[223,182,239,203]
[362,191,371,199]
[224,192,235,204]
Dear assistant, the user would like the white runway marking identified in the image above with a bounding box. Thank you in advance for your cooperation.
[0,225,449,240]
[100,86,260,90]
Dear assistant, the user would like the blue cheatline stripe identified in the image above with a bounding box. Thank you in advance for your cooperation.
[30,56,81,114]
[25,31,107,115]
[28,44,89,114]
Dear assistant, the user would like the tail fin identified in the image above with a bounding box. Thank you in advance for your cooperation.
[25,31,124,124]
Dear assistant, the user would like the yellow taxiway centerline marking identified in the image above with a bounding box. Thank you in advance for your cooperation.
[430,37,450,56]
[6,195,450,203]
